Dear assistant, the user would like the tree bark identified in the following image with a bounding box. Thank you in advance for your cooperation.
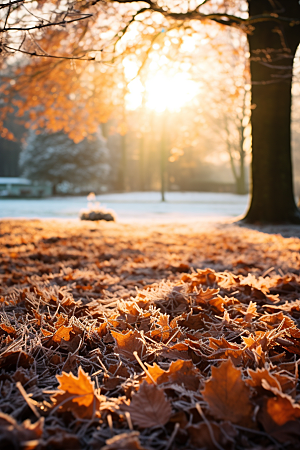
[243,0,300,223]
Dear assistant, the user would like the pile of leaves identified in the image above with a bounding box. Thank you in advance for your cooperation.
[1,219,300,450]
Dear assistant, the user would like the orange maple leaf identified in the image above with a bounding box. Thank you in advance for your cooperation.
[51,367,101,419]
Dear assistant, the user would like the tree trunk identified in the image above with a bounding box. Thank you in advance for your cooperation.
[237,128,247,195]
[139,134,145,191]
[243,0,300,223]
[52,183,58,196]
[160,111,168,202]
[116,133,127,192]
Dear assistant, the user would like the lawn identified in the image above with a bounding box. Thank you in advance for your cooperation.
[1,218,300,449]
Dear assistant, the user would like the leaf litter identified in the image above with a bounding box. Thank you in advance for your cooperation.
[1,219,300,449]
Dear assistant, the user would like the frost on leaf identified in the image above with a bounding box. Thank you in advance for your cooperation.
[202,358,253,425]
[51,366,101,419]
[123,381,172,428]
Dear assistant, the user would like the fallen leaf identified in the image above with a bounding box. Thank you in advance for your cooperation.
[262,383,300,426]
[247,367,282,391]
[0,412,43,449]
[243,301,258,322]
[145,359,201,391]
[188,421,236,450]
[123,381,172,428]
[111,330,144,361]
[0,323,16,336]
[52,325,73,343]
[51,366,102,419]
[0,350,34,370]
[202,358,253,425]
[102,431,146,450]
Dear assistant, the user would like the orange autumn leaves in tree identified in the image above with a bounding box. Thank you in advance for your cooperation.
[0,3,135,142]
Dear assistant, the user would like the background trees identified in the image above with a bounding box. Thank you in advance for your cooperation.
[20,131,110,194]
[1,1,300,222]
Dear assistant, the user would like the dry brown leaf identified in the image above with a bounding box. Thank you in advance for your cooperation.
[102,431,146,450]
[177,311,210,330]
[244,301,258,322]
[202,358,253,425]
[259,312,295,329]
[0,323,16,336]
[93,322,108,338]
[0,412,44,448]
[195,287,220,301]
[0,350,34,370]
[266,394,300,426]
[54,314,69,329]
[123,381,172,428]
[111,330,144,361]
[143,362,166,384]
[41,328,53,337]
[209,337,240,350]
[261,383,300,427]
[51,366,102,419]
[208,296,225,312]
[43,430,81,450]
[194,288,224,312]
[160,341,189,360]
[145,360,201,390]
[188,421,236,450]
[247,367,282,391]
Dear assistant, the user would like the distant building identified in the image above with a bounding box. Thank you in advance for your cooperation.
[0,177,52,197]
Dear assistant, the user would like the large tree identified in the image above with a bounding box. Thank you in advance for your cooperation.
[1,0,300,222]
[246,0,300,223]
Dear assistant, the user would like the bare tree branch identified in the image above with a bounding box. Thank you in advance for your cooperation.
[3,44,97,60]
[0,14,93,33]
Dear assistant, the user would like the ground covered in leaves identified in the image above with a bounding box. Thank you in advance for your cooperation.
[1,218,300,450]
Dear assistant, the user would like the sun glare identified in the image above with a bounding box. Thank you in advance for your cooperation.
[146,72,198,112]
[126,69,198,113]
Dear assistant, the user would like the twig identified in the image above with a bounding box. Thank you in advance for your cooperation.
[195,403,225,450]
[16,381,41,419]
[133,350,157,384]
[165,422,180,450]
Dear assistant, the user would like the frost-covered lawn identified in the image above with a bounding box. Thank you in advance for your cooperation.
[0,191,249,222]
[1,219,300,449]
